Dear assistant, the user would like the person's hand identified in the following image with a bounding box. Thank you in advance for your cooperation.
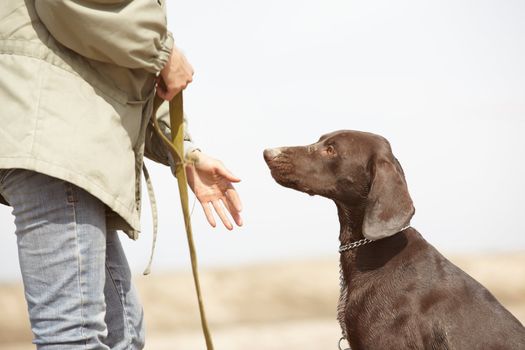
[157,46,194,100]
[185,151,243,230]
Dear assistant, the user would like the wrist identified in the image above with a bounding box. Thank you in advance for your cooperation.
[185,148,201,164]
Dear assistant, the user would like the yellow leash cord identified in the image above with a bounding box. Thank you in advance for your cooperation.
[149,92,215,350]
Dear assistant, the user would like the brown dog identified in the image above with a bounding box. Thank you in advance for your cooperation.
[264,130,525,349]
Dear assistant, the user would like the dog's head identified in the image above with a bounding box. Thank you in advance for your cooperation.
[264,130,414,240]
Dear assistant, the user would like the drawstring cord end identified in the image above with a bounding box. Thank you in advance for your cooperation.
[142,163,159,276]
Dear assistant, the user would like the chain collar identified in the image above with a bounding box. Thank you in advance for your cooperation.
[336,237,371,350]
[338,225,411,254]
[336,225,411,350]
[338,238,372,253]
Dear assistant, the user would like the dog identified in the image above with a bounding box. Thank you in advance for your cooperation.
[264,130,525,349]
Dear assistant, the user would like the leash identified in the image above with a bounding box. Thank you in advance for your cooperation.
[149,92,215,350]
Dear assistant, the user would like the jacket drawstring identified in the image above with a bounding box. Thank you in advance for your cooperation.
[142,163,158,275]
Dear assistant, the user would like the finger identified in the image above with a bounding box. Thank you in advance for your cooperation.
[156,85,180,101]
[222,197,243,227]
[182,55,194,76]
[156,85,168,100]
[225,186,243,212]
[164,87,179,101]
[216,166,241,183]
[201,202,216,228]
[159,83,183,101]
[212,200,233,230]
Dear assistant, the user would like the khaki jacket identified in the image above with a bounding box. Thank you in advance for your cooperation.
[0,0,192,238]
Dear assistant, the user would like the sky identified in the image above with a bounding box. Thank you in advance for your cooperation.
[0,0,524,281]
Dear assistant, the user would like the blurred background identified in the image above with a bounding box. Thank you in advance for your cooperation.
[1,0,524,349]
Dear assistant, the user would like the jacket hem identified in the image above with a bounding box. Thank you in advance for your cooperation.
[0,157,140,239]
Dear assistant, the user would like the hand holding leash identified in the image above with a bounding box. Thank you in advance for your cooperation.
[157,45,194,100]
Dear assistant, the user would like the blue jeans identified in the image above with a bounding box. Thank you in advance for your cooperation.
[0,169,145,349]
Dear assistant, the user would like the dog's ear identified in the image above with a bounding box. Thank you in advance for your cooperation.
[363,157,414,240]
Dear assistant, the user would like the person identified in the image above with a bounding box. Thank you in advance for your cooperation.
[0,1,243,349]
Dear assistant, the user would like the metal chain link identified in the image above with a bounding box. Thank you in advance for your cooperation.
[336,225,411,349]
[338,336,351,350]
[337,238,371,350]
[337,238,372,350]
[339,238,372,253]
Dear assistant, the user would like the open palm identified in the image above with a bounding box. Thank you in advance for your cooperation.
[185,152,243,230]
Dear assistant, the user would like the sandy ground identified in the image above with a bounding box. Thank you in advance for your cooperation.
[1,253,524,350]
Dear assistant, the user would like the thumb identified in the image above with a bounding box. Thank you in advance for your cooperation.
[216,164,241,183]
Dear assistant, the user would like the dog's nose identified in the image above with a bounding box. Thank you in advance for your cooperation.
[263,148,282,162]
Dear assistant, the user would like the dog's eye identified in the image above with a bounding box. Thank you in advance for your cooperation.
[326,145,335,156]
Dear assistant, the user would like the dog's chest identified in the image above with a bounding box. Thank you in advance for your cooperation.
[337,271,353,349]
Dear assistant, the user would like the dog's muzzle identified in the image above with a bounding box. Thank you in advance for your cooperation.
[263,147,283,162]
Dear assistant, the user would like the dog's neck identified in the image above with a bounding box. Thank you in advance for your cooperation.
[336,202,366,245]
[335,202,367,346]
[335,202,413,349]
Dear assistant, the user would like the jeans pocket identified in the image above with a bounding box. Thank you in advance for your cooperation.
[0,168,15,185]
